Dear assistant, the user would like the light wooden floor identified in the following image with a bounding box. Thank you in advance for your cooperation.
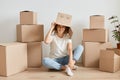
[0,65,120,80]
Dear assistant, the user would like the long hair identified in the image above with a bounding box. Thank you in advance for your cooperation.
[52,24,70,35]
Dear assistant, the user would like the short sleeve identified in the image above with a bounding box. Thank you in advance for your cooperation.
[67,39,72,43]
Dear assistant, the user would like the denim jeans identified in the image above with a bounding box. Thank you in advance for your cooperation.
[42,45,84,70]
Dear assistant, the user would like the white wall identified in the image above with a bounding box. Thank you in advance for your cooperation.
[0,0,120,57]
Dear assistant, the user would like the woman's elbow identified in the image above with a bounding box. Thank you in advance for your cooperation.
[44,40,49,44]
[44,39,51,44]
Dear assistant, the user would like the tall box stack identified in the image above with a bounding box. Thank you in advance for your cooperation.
[82,15,113,68]
[17,11,44,68]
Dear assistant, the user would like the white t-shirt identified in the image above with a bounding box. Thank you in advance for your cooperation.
[49,34,72,59]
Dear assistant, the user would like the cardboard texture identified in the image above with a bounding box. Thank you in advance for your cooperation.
[27,42,42,68]
[55,12,72,27]
[20,11,37,24]
[17,24,44,42]
[90,15,104,29]
[0,42,27,76]
[107,48,120,56]
[99,50,120,72]
[82,42,112,68]
[83,29,108,42]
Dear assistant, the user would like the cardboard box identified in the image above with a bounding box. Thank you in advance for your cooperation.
[90,15,104,29]
[20,11,37,24]
[99,50,120,72]
[55,12,72,27]
[17,24,44,42]
[27,42,42,68]
[83,29,108,42]
[0,42,27,76]
[82,42,112,67]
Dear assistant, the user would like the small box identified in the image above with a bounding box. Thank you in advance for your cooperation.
[17,24,44,42]
[99,50,120,72]
[27,42,42,68]
[55,12,72,27]
[83,29,108,42]
[82,42,112,67]
[90,15,104,29]
[0,42,27,76]
[20,11,37,24]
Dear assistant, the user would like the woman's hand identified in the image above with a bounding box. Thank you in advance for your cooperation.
[68,60,75,69]
[51,22,56,30]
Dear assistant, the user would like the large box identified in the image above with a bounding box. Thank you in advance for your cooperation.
[82,42,112,67]
[20,11,37,24]
[17,24,44,42]
[83,29,108,42]
[27,42,42,68]
[99,50,120,72]
[0,42,27,76]
[90,15,104,29]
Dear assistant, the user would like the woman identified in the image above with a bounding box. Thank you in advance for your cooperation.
[43,22,84,76]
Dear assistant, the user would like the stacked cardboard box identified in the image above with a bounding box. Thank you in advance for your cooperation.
[17,11,44,68]
[0,42,27,76]
[90,15,104,29]
[82,15,113,68]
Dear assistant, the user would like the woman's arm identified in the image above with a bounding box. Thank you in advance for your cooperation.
[44,22,55,44]
[67,42,74,69]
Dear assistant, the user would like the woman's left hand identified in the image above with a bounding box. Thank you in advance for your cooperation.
[68,60,75,69]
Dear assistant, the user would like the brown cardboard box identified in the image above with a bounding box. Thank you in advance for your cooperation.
[55,12,72,27]
[20,11,37,24]
[82,42,112,67]
[27,42,42,68]
[0,42,27,76]
[83,29,108,42]
[90,15,104,29]
[107,48,120,56]
[17,24,44,42]
[99,50,120,72]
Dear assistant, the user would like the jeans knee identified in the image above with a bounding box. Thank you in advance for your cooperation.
[73,45,84,61]
[77,45,84,52]
[42,57,50,65]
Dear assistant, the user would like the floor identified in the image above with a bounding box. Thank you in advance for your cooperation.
[0,65,120,80]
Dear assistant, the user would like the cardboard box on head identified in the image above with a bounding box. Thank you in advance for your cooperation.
[55,12,72,27]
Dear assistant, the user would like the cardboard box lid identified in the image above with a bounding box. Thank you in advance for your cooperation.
[0,42,26,47]
[20,10,34,13]
[100,50,120,59]
[107,48,120,56]
[90,15,104,18]
[55,12,72,27]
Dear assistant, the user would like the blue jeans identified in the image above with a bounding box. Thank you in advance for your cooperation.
[42,45,84,70]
